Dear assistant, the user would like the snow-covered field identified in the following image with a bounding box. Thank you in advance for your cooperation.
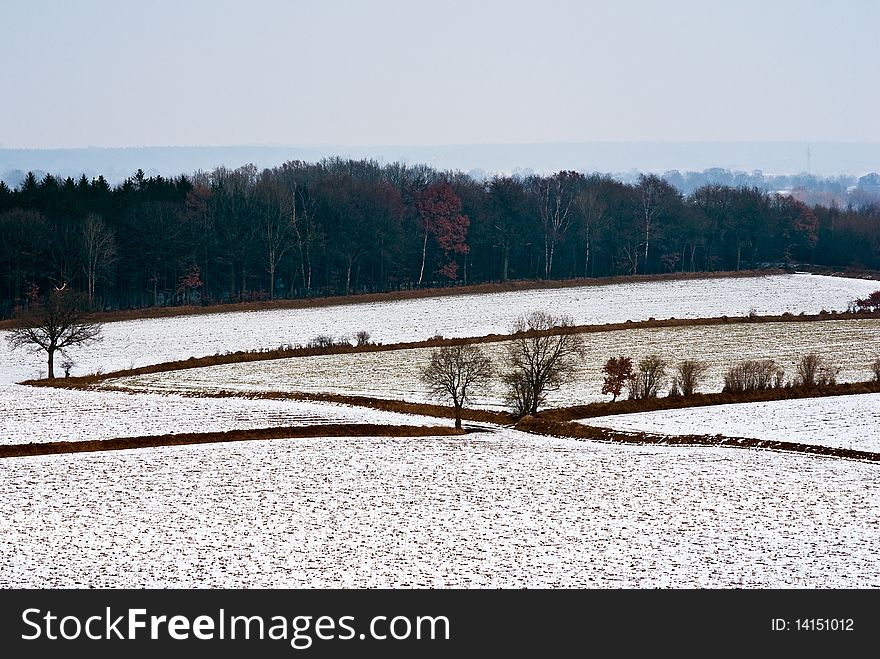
[2,274,879,588]
[0,388,442,446]
[2,273,874,384]
[111,318,880,409]
[1,429,877,588]
[3,273,871,445]
[583,394,880,453]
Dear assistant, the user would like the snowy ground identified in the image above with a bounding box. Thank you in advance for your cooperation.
[3,273,872,446]
[112,318,880,409]
[0,388,443,445]
[2,273,875,383]
[583,394,880,453]
[1,429,877,588]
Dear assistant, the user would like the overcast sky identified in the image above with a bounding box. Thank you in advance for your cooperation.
[1,0,878,149]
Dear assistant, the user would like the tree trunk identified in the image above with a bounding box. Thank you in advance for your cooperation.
[418,230,428,286]
[584,226,591,278]
[501,248,509,282]
[47,347,55,380]
[87,263,95,309]
[454,408,462,430]
[269,260,276,300]
[544,235,551,279]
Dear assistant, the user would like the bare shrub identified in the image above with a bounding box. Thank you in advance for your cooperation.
[796,353,838,387]
[354,330,372,346]
[307,334,335,348]
[503,311,585,416]
[60,358,75,378]
[723,359,780,392]
[628,354,667,400]
[676,359,708,396]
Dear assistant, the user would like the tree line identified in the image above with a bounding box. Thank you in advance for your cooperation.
[1,158,879,318]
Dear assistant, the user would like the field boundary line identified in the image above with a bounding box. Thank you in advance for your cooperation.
[0,423,465,458]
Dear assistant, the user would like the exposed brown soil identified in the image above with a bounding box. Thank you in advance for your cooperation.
[514,416,880,463]
[0,268,787,330]
[21,309,880,390]
[0,423,464,458]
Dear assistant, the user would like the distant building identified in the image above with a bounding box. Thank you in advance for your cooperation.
[857,172,880,193]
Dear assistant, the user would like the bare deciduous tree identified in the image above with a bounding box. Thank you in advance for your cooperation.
[636,174,677,274]
[628,354,668,399]
[6,289,102,379]
[257,176,295,300]
[81,213,117,309]
[676,359,708,396]
[723,359,783,392]
[576,181,608,278]
[421,344,493,430]
[531,173,580,279]
[503,311,585,416]
[796,353,838,387]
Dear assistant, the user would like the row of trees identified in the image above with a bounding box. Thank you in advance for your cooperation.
[2,159,879,317]
[422,311,879,428]
[601,352,842,400]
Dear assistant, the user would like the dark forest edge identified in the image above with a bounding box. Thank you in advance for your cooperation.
[2,158,879,320]
[19,308,880,388]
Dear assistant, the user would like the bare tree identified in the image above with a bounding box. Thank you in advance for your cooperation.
[576,181,608,278]
[723,359,783,392]
[676,359,708,396]
[257,177,295,300]
[872,357,880,382]
[503,311,585,416]
[421,344,493,430]
[531,172,580,279]
[796,353,838,387]
[80,213,117,309]
[629,354,668,399]
[636,174,676,274]
[354,330,371,346]
[292,185,320,290]
[6,289,102,379]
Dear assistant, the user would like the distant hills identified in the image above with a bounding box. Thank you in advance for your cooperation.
[1,142,878,188]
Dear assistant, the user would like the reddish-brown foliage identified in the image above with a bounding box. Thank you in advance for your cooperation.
[601,355,633,401]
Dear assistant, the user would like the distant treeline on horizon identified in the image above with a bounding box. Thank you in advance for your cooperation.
[0,157,878,317]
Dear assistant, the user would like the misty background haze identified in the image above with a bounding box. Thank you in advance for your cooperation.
[1,1,878,172]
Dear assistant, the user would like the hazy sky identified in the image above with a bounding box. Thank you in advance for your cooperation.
[2,0,878,149]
